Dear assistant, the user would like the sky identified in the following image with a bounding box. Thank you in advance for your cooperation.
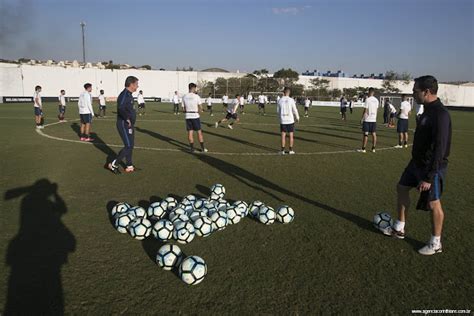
[1,0,473,81]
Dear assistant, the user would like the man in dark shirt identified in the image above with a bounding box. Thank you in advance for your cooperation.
[108,76,139,174]
[382,75,451,256]
[383,99,390,125]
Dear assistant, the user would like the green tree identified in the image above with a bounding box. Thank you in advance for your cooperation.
[273,68,300,87]
[381,70,402,93]
[140,65,152,70]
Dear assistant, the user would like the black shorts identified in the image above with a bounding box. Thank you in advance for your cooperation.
[397,119,409,133]
[280,123,295,133]
[207,105,212,110]
[99,105,106,110]
[80,113,92,124]
[138,103,145,108]
[341,107,347,113]
[399,160,446,203]
[258,103,265,109]
[223,103,228,108]
[362,122,376,134]
[390,112,396,118]
[186,118,201,131]
[225,112,238,120]
[58,105,66,113]
[34,107,42,116]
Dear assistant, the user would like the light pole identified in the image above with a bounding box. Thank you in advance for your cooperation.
[80,21,86,65]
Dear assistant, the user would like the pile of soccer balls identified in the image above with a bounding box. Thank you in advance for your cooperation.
[110,183,295,285]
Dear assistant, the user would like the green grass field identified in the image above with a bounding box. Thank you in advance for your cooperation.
[1,102,473,314]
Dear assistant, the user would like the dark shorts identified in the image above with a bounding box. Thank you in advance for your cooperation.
[34,107,42,116]
[258,103,265,109]
[223,103,228,107]
[138,103,145,108]
[341,107,347,113]
[207,105,212,109]
[399,160,446,202]
[397,118,409,133]
[99,105,106,110]
[390,112,396,118]
[280,123,295,133]
[186,118,201,131]
[225,112,238,120]
[58,105,66,113]
[80,113,92,124]
[362,122,377,134]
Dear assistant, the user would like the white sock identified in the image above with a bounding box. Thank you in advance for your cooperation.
[111,160,118,168]
[393,220,405,231]
[429,235,441,246]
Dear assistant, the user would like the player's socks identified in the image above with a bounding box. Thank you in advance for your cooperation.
[189,143,195,152]
[430,235,441,247]
[200,142,205,150]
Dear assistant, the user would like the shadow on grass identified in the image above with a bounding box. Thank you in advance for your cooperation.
[204,129,276,152]
[135,126,188,151]
[71,122,117,165]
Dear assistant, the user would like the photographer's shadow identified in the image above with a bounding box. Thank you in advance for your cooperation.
[4,179,76,315]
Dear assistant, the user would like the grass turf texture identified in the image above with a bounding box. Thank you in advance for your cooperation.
[0,102,473,314]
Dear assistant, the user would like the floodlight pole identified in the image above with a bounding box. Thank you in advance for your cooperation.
[80,21,86,64]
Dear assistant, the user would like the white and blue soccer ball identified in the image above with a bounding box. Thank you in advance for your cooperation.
[128,217,152,240]
[373,212,393,230]
[114,212,134,234]
[147,201,167,220]
[201,201,217,216]
[193,216,213,237]
[226,205,242,225]
[173,221,196,244]
[128,206,147,219]
[233,201,249,217]
[111,202,130,217]
[212,199,230,212]
[249,201,264,218]
[193,198,208,210]
[156,244,183,271]
[258,206,276,225]
[189,209,207,222]
[170,213,190,225]
[181,194,197,206]
[179,255,207,285]
[210,184,225,200]
[163,196,178,211]
[152,219,174,241]
[169,206,187,217]
[210,210,228,231]
[276,205,295,224]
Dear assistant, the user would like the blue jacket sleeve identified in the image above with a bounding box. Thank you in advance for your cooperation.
[425,110,450,182]
[118,93,132,121]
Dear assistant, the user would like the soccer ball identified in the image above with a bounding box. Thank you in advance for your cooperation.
[111,202,130,217]
[373,212,393,230]
[258,206,276,225]
[210,210,228,231]
[169,206,187,217]
[210,183,225,200]
[276,205,295,224]
[173,221,196,244]
[128,206,147,219]
[233,200,249,217]
[128,217,152,240]
[201,201,217,216]
[152,219,174,241]
[212,199,230,212]
[147,201,167,220]
[193,198,208,210]
[179,255,207,285]
[156,244,183,271]
[249,201,264,218]
[189,209,207,222]
[170,213,190,225]
[226,205,242,225]
[193,216,213,237]
[114,212,134,234]
[181,194,197,206]
[163,196,178,211]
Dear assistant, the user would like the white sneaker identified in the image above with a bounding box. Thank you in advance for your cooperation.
[228,125,233,130]
[404,144,408,148]
[214,122,218,128]
[279,151,286,155]
[371,148,376,153]
[381,226,405,239]
[202,148,208,153]
[289,150,295,155]
[418,243,442,256]
[356,149,366,153]
[40,125,45,129]
[36,126,41,129]
[394,145,403,148]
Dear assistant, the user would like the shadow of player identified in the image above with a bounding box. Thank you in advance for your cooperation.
[4,179,76,315]
[135,126,189,151]
[70,122,117,165]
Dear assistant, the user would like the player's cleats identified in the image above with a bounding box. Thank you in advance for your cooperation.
[418,243,442,256]
[394,145,403,148]
[404,144,408,148]
[80,137,86,141]
[382,226,405,239]
[289,150,295,155]
[202,148,209,153]
[214,122,218,128]
[371,148,376,153]
[357,149,366,153]
[228,125,233,130]
[125,166,135,173]
[84,137,94,142]
[107,163,120,174]
[279,151,286,155]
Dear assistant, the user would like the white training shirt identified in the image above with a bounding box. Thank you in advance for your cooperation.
[222,95,229,103]
[247,94,253,102]
[137,94,145,104]
[99,94,106,106]
[277,96,300,125]
[399,101,411,119]
[304,99,311,107]
[182,93,202,119]
[59,95,66,106]
[228,99,239,114]
[363,96,379,123]
[172,94,180,104]
[389,104,397,114]
[258,95,265,103]
[78,91,94,114]
[33,91,42,108]
[206,97,212,106]
[239,97,244,105]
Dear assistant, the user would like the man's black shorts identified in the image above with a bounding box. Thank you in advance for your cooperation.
[362,122,376,133]
[399,160,446,202]
[397,118,409,133]
[225,112,238,120]
[341,107,347,113]
[280,123,295,133]
[258,103,265,109]
[138,103,145,109]
[186,118,201,131]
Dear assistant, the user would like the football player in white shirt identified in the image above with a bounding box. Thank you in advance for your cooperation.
[33,85,44,129]
[78,83,95,142]
[222,93,229,114]
[247,93,253,104]
[206,93,213,116]
[182,83,207,153]
[98,89,107,118]
[388,102,397,128]
[357,88,379,153]
[258,93,266,115]
[395,95,412,148]
[215,94,240,130]
[277,87,300,155]
[137,90,146,116]
[239,94,245,114]
[58,89,67,122]
[172,91,180,115]
[304,97,311,117]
